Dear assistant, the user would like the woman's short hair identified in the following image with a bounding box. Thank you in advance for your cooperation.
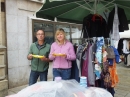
[55,28,66,42]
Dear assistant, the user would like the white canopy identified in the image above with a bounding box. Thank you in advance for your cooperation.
[119,30,130,39]
[119,24,130,38]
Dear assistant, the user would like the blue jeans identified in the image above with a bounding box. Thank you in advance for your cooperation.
[53,68,71,80]
[29,70,48,86]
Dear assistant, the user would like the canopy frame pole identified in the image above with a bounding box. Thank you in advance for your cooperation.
[38,0,83,12]
[56,3,91,17]
[97,0,115,11]
[105,5,114,9]
[74,2,94,12]
[83,0,92,9]
[93,0,97,14]
[102,0,130,10]
[118,4,130,10]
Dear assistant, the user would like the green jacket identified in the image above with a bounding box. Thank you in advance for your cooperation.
[28,41,50,72]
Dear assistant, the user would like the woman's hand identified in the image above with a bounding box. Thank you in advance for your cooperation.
[52,53,56,57]
[61,53,67,58]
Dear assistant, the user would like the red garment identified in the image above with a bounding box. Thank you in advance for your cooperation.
[81,45,91,86]
[82,59,88,78]
[92,14,103,22]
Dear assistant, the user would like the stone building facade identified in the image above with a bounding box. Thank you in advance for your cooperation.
[0,0,44,96]
[0,0,8,96]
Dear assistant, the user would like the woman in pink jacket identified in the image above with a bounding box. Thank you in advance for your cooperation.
[49,28,76,80]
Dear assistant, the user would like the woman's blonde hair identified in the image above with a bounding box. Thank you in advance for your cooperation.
[55,28,66,43]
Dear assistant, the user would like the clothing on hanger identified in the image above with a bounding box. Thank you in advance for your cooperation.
[82,14,109,38]
[112,4,120,40]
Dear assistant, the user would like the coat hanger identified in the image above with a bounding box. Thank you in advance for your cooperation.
[82,42,88,52]
[92,37,97,43]
[92,13,102,22]
[95,13,100,16]
[82,38,93,52]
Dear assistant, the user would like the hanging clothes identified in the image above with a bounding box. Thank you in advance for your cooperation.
[102,10,110,23]
[111,46,120,63]
[95,37,105,63]
[71,60,80,82]
[76,44,86,77]
[113,40,119,49]
[82,14,93,38]
[81,44,91,82]
[82,14,108,38]
[109,59,119,88]
[91,15,107,38]
[100,79,115,97]
[92,43,97,60]
[112,4,120,40]
[107,6,129,34]
[104,46,119,87]
[107,46,120,66]
[103,48,108,62]
[75,38,118,97]
[88,44,95,86]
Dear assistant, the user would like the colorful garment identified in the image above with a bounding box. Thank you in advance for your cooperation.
[109,59,119,87]
[95,37,104,63]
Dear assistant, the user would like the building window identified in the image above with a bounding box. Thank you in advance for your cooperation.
[1,2,5,12]
[33,20,82,45]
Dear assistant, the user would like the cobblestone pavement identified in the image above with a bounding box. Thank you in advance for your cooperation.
[7,62,130,97]
[115,62,130,97]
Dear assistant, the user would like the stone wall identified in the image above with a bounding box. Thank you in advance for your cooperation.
[0,0,8,96]
[6,0,43,88]
[0,80,8,97]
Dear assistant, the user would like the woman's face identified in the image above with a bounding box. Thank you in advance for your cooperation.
[56,32,65,42]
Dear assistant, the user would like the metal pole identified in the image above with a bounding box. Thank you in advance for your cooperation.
[94,0,97,14]
[39,1,83,12]
[56,3,90,17]
[83,0,92,9]
[98,0,115,11]
[74,2,94,12]
[105,5,114,9]
[102,0,130,10]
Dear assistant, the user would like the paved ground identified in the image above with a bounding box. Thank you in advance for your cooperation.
[114,62,130,97]
[7,62,130,97]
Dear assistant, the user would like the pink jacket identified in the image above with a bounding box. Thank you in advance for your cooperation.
[49,41,76,69]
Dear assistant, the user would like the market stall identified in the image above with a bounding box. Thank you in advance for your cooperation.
[14,0,130,97]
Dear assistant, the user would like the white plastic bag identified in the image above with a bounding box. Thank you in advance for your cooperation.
[6,80,112,97]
